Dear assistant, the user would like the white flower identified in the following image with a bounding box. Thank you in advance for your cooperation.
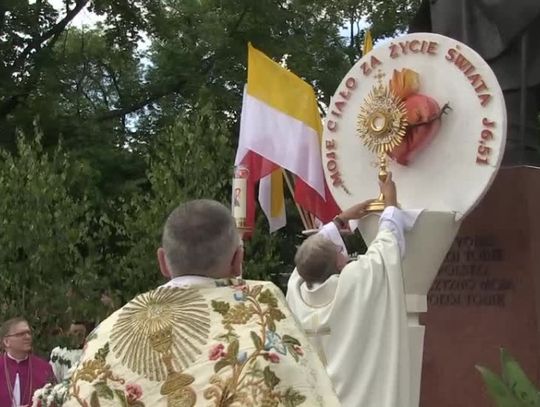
[50,347,83,380]
[32,383,52,407]
[31,389,44,405]
[32,376,73,406]
[56,384,67,398]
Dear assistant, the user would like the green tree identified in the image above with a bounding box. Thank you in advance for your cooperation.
[109,99,236,297]
[0,126,109,353]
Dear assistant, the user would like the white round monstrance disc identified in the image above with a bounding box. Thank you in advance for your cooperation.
[322,33,507,219]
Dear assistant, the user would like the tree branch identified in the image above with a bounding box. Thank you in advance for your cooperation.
[0,6,6,33]
[97,47,218,121]
[99,62,124,105]
[81,89,98,110]
[0,29,68,118]
[0,0,89,119]
[229,4,249,36]
[12,0,89,73]
[96,80,187,121]
[97,4,251,123]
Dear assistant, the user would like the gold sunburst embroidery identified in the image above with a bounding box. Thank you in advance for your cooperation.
[110,287,210,382]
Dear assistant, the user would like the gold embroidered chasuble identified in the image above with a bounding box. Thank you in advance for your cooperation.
[62,278,341,407]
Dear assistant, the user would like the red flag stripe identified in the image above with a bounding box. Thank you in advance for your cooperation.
[239,150,281,233]
[294,177,341,224]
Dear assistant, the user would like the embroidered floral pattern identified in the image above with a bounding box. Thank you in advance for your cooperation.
[266,353,280,364]
[125,383,143,403]
[66,342,148,406]
[45,282,316,406]
[209,343,226,361]
[233,285,248,302]
[264,330,287,355]
[204,284,307,406]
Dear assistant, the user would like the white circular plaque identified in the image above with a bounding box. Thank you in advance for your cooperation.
[322,33,507,219]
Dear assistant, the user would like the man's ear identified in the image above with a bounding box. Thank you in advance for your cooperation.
[157,248,171,279]
[229,246,244,277]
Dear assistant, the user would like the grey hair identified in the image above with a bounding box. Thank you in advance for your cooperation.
[162,199,240,277]
[294,234,339,286]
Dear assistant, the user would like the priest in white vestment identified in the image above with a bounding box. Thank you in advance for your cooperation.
[287,174,412,407]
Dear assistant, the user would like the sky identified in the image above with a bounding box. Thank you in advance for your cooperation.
[47,0,152,53]
[48,0,105,27]
[46,1,374,48]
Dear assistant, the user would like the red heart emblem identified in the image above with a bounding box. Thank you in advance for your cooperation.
[388,93,441,165]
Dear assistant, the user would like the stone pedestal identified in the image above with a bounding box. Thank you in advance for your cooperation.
[420,167,540,406]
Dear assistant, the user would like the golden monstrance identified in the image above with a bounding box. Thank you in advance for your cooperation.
[356,71,407,211]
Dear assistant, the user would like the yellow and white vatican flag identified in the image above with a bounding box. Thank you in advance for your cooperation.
[363,29,373,55]
[235,43,339,232]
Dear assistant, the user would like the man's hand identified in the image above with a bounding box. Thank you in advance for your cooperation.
[338,199,375,222]
[380,172,397,207]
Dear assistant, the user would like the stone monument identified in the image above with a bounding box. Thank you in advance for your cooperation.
[321,32,507,406]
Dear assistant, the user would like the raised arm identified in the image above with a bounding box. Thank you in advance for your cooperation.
[377,172,406,258]
[321,172,406,258]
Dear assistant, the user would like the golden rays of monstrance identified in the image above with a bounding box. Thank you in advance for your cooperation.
[110,287,210,381]
[357,78,408,155]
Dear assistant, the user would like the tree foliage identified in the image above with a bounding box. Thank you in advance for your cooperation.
[112,100,236,297]
[0,126,109,353]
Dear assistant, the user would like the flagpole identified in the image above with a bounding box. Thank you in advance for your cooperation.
[307,212,316,229]
[282,170,312,230]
